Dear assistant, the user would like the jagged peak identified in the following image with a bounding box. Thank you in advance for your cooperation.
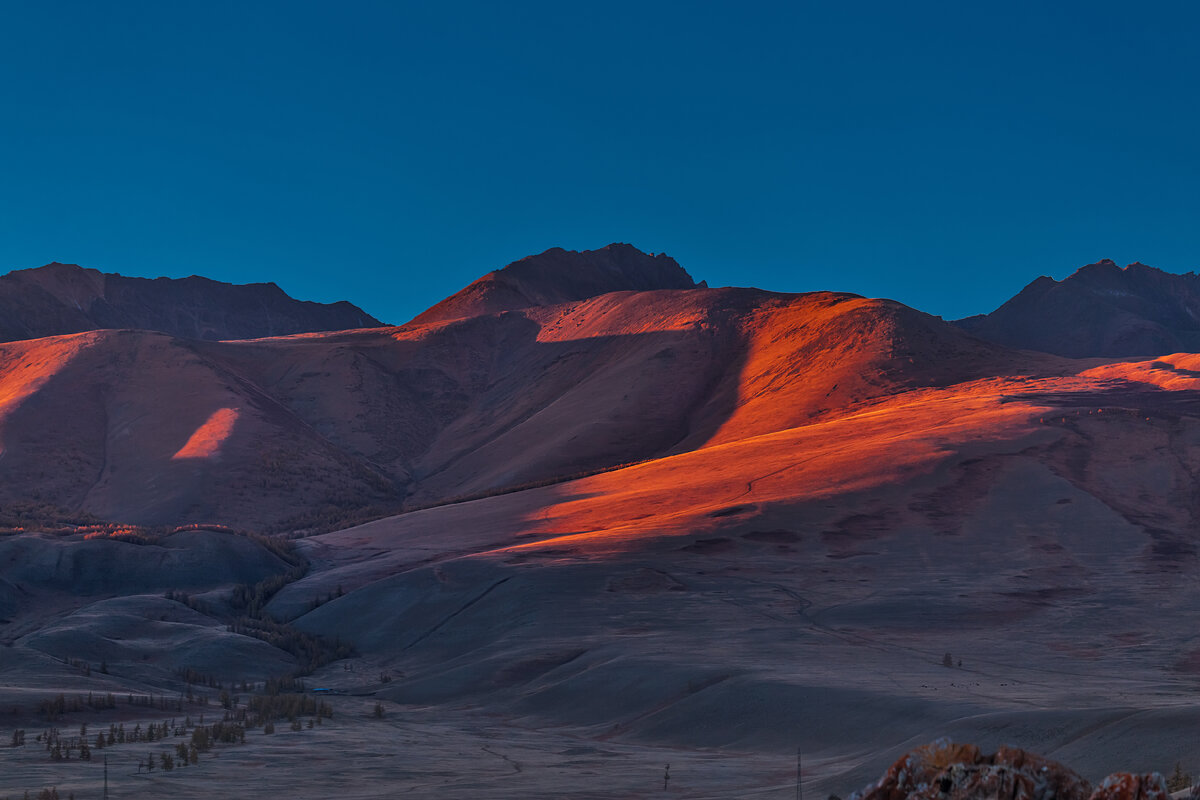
[954,257,1200,357]
[410,243,700,325]
[1069,258,1121,279]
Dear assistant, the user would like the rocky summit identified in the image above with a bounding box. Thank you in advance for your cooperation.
[409,242,701,324]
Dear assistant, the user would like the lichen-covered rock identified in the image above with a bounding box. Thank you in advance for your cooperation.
[1088,772,1169,800]
[849,739,1092,800]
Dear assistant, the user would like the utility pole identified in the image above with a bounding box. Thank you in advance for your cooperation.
[796,748,803,800]
[104,752,110,799]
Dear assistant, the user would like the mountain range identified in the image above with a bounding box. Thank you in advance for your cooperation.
[0,245,1060,530]
[0,261,382,343]
[2,245,1199,798]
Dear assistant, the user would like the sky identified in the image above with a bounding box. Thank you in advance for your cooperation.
[1,1,1198,324]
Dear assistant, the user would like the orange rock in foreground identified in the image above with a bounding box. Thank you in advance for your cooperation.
[849,739,1180,800]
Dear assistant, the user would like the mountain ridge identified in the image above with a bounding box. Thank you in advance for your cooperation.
[0,282,1047,530]
[0,261,384,343]
[956,258,1200,357]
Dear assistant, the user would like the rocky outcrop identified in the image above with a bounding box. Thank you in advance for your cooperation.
[409,243,701,324]
[849,740,1176,800]
[1088,773,1171,800]
[956,260,1200,358]
[0,261,383,342]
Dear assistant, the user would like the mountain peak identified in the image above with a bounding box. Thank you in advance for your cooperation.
[956,259,1200,357]
[6,261,99,279]
[410,243,700,325]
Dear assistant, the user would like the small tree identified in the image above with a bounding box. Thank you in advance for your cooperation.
[942,652,953,668]
[1167,762,1192,792]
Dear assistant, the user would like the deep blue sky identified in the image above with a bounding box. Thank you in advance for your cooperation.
[2,2,1198,324]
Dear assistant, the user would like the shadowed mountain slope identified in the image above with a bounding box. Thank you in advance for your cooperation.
[409,243,700,324]
[0,329,398,528]
[0,261,383,343]
[0,528,302,682]
[956,259,1200,357]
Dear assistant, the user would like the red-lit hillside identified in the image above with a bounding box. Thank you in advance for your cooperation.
[0,247,1066,528]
